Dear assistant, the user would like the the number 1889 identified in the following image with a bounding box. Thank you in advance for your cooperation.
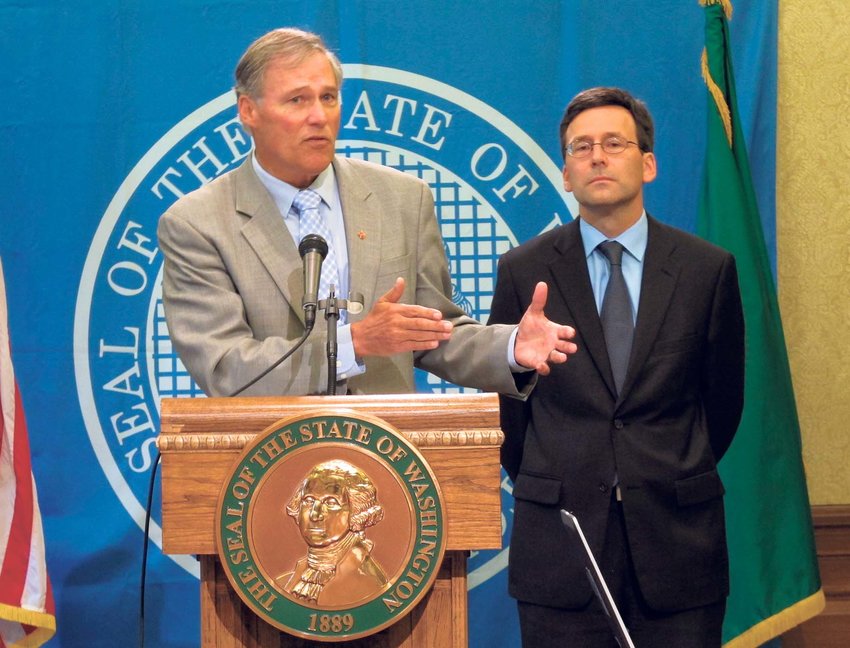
[308,613,354,633]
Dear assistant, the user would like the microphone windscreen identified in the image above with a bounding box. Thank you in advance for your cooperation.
[298,234,328,259]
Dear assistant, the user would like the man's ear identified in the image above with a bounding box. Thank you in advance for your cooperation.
[237,94,256,133]
[642,151,658,184]
[562,164,573,192]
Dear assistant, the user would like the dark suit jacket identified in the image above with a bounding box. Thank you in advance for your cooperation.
[489,215,744,613]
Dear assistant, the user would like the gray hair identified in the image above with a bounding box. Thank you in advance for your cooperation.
[234,27,343,99]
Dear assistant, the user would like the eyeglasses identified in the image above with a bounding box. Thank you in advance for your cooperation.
[565,136,640,158]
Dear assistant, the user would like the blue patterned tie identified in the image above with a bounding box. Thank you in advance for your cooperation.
[292,189,339,304]
[598,241,633,395]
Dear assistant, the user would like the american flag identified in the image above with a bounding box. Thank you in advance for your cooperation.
[0,258,55,647]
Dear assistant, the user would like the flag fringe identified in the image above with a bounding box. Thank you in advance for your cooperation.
[0,601,56,647]
[700,48,733,148]
[722,589,826,648]
[0,603,56,632]
[699,0,733,20]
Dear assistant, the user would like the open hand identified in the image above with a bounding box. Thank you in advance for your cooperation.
[514,282,577,375]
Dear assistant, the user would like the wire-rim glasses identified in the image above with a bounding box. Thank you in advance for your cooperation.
[565,136,640,158]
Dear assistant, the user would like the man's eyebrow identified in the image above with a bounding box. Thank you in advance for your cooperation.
[571,131,626,140]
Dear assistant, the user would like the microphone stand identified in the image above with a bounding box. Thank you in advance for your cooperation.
[320,286,364,396]
[324,285,340,394]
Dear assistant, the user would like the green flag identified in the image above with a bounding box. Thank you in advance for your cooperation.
[698,1,824,645]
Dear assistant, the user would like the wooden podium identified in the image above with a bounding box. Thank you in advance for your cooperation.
[158,393,505,647]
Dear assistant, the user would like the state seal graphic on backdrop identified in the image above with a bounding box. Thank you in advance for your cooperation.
[216,410,445,641]
[74,65,576,579]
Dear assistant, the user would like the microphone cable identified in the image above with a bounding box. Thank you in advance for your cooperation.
[229,232,326,397]
[137,326,310,646]
[139,450,161,648]
[137,324,308,646]
[228,327,312,397]
[138,235,326,645]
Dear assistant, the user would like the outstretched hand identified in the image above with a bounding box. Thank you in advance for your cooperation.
[351,278,453,358]
[514,282,577,375]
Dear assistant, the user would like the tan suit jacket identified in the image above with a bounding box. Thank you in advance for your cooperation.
[157,156,529,398]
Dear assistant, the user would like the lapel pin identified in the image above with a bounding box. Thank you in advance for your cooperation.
[357,230,367,240]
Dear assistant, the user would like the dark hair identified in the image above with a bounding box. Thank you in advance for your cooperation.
[559,87,654,159]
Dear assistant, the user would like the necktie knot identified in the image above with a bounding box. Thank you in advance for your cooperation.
[293,189,328,245]
[598,240,625,266]
[292,189,322,215]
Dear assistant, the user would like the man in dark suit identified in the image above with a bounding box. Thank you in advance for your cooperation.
[157,27,576,398]
[489,87,745,647]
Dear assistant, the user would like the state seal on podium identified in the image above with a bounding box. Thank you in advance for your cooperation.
[215,409,447,642]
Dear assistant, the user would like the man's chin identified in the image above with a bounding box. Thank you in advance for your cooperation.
[302,151,336,174]
[301,140,336,157]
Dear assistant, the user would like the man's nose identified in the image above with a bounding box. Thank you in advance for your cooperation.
[309,500,324,520]
[306,100,328,125]
[590,143,608,164]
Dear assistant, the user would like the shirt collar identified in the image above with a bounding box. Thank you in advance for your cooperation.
[580,211,648,262]
[251,153,336,213]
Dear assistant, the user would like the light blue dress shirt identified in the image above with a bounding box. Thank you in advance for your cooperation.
[579,212,648,322]
[252,155,363,380]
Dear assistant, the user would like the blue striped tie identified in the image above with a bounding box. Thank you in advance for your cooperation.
[292,189,339,305]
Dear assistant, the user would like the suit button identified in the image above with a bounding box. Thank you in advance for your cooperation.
[598,482,609,493]
[613,419,624,429]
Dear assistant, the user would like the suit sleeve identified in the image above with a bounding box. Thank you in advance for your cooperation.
[488,255,532,481]
[702,252,745,460]
[409,182,532,398]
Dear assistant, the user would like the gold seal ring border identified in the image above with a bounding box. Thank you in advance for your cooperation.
[214,408,447,642]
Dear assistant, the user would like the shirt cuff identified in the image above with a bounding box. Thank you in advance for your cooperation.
[336,324,366,379]
[507,326,534,373]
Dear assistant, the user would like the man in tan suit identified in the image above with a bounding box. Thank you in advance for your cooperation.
[157,27,576,398]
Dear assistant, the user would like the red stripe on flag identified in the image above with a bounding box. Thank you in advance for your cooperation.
[0,384,35,605]
[0,257,55,645]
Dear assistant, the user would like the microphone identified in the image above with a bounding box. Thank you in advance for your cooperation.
[299,234,328,331]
